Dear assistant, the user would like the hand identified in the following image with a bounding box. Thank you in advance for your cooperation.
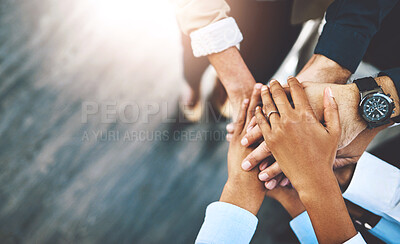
[240,81,366,172]
[220,84,266,215]
[254,78,340,190]
[208,47,256,119]
[266,186,305,219]
[255,77,357,243]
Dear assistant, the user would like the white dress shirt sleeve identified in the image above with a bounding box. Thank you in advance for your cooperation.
[173,0,243,57]
[343,152,400,222]
[195,201,258,244]
[190,17,243,57]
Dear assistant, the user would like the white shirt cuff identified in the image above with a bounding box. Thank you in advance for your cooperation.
[343,152,400,222]
[190,17,243,57]
[343,233,366,244]
[195,201,258,244]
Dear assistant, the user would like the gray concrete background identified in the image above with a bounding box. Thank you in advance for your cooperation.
[0,1,296,243]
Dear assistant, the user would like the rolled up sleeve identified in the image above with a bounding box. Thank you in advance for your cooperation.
[173,0,243,57]
[174,0,231,35]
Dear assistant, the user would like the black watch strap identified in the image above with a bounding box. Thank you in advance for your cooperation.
[354,77,400,123]
[354,77,379,92]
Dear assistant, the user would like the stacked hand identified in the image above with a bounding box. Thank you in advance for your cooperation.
[250,77,357,243]
[226,80,371,188]
[220,84,266,215]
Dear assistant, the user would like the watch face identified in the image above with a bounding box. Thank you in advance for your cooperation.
[362,94,391,122]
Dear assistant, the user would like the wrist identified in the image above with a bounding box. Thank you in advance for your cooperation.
[221,177,265,215]
[297,54,351,84]
[294,168,339,201]
[208,47,255,107]
[375,76,400,117]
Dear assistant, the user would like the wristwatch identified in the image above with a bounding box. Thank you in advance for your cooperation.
[353,77,395,129]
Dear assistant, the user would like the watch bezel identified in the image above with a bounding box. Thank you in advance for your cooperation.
[359,92,394,124]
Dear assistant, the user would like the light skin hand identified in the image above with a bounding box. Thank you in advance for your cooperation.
[220,84,266,216]
[255,77,357,243]
[208,47,256,119]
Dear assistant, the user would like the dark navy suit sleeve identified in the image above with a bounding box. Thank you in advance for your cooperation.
[314,0,400,73]
[379,68,400,99]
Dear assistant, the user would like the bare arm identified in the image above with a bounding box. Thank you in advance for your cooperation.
[208,47,256,115]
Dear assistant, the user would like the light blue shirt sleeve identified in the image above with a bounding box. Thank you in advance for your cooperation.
[289,211,318,244]
[290,211,366,244]
[368,217,400,243]
[195,201,258,244]
[343,152,400,223]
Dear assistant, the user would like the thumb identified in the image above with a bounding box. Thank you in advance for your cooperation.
[323,87,340,136]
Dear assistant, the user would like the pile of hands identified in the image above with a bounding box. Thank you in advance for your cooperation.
[220,74,384,219]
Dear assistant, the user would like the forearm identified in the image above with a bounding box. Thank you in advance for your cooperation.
[297,54,351,84]
[298,172,357,244]
[208,47,255,103]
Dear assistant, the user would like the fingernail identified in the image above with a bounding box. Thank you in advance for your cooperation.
[280,178,289,186]
[255,106,261,111]
[226,134,232,141]
[243,98,249,104]
[259,162,267,171]
[240,137,248,146]
[255,83,262,89]
[259,172,269,181]
[266,179,277,190]
[226,123,234,132]
[270,79,278,85]
[288,76,294,79]
[241,161,252,171]
[261,85,268,91]
[327,87,334,98]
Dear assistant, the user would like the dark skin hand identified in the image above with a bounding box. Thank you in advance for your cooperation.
[254,77,357,243]
[220,84,266,215]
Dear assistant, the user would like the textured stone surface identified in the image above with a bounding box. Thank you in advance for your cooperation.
[0,1,296,243]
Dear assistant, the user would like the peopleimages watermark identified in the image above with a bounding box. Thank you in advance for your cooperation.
[81,101,233,124]
[81,129,227,142]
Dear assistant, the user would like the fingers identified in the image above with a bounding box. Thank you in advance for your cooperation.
[287,76,310,108]
[323,87,341,137]
[241,125,263,147]
[241,141,272,171]
[258,161,283,182]
[279,177,290,187]
[246,83,263,126]
[261,85,280,126]
[226,123,234,141]
[234,99,249,135]
[265,174,283,190]
[269,80,291,115]
[254,106,271,137]
[246,116,257,133]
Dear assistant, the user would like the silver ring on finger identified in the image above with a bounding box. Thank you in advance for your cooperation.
[266,111,279,122]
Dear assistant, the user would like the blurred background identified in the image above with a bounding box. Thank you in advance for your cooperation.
[0,0,295,243]
[0,0,399,243]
